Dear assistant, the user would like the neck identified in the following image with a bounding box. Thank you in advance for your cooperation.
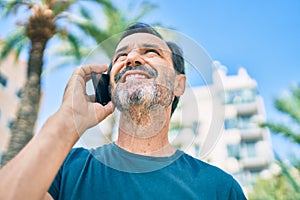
[116,106,175,157]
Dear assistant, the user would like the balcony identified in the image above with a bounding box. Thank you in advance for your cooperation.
[240,157,269,170]
[240,128,263,141]
[235,102,258,115]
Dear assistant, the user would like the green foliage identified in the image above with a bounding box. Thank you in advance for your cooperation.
[249,174,300,200]
[249,157,300,200]
[1,0,29,18]
[261,122,300,144]
[261,84,300,145]
[275,86,300,125]
[0,27,28,62]
[0,0,157,165]
[254,84,300,199]
[1,0,157,69]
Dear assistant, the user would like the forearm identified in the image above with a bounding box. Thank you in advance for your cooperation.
[0,65,114,200]
[0,110,79,200]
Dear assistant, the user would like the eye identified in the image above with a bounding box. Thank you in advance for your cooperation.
[145,49,160,56]
[114,53,127,62]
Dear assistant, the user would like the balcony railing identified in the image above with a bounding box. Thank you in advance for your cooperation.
[240,128,263,141]
[240,157,269,170]
[235,101,258,115]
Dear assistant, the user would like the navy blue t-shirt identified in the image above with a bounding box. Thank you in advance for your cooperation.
[49,143,247,199]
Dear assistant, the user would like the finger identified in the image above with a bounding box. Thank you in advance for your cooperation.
[78,65,108,78]
[86,94,96,102]
[104,101,115,114]
[66,64,108,94]
[94,101,115,122]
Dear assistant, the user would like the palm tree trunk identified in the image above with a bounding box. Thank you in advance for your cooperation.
[1,39,47,166]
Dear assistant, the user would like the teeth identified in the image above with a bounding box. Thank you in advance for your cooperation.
[125,74,147,81]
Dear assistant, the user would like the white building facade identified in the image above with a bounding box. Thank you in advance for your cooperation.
[171,61,274,193]
[0,50,27,164]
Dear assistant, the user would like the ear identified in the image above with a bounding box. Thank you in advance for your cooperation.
[174,74,186,96]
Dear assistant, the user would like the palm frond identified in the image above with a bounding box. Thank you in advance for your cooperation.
[261,122,300,144]
[13,37,29,63]
[42,55,77,76]
[292,85,300,108]
[67,13,108,42]
[275,91,300,125]
[68,33,81,61]
[45,40,89,57]
[56,30,82,61]
[43,43,93,76]
[48,0,75,16]
[0,27,27,62]
[88,0,115,11]
[79,6,93,21]
[131,1,157,22]
[0,1,5,8]
[1,0,32,18]
[104,9,125,33]
[275,152,300,194]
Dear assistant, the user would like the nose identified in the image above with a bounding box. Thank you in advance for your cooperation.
[126,50,145,67]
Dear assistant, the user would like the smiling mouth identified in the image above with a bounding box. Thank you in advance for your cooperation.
[121,71,152,83]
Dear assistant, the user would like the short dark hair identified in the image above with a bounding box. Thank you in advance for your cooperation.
[166,41,185,115]
[119,22,163,41]
[110,22,185,115]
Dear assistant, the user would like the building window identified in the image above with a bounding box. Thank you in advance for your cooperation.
[0,151,2,167]
[225,115,258,130]
[225,88,257,105]
[7,120,15,130]
[0,73,7,87]
[238,115,258,129]
[16,88,23,98]
[224,117,238,129]
[241,141,257,158]
[227,144,240,159]
[241,88,256,103]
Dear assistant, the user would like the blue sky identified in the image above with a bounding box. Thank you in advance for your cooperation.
[1,0,300,159]
[138,0,300,159]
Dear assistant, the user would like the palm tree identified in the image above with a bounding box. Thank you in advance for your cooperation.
[248,153,300,199]
[0,0,156,166]
[261,84,300,173]
[261,84,300,145]
[253,84,300,199]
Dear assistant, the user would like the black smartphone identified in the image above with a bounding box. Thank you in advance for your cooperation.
[91,72,111,106]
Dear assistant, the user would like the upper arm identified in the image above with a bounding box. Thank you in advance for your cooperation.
[229,179,247,200]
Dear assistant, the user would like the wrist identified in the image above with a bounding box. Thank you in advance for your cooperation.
[44,109,81,146]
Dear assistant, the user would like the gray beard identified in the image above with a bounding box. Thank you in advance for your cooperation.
[111,79,174,113]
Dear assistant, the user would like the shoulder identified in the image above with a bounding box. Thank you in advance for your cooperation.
[63,147,90,164]
[60,146,106,173]
[62,143,115,168]
[179,153,230,177]
[179,153,246,198]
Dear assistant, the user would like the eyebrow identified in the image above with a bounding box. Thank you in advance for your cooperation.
[142,43,161,49]
[115,45,129,54]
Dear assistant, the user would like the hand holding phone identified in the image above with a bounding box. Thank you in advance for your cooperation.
[91,72,111,106]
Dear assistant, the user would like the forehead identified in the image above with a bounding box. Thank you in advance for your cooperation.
[115,33,171,53]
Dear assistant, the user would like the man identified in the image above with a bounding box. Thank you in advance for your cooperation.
[0,23,247,199]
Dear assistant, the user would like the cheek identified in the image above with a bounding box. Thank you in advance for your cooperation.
[110,62,126,87]
[155,84,173,107]
[110,63,125,75]
[155,68,176,88]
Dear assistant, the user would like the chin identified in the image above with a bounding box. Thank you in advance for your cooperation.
[111,80,174,113]
[111,83,156,112]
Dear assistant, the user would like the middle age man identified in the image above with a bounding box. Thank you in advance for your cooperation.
[0,23,247,200]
